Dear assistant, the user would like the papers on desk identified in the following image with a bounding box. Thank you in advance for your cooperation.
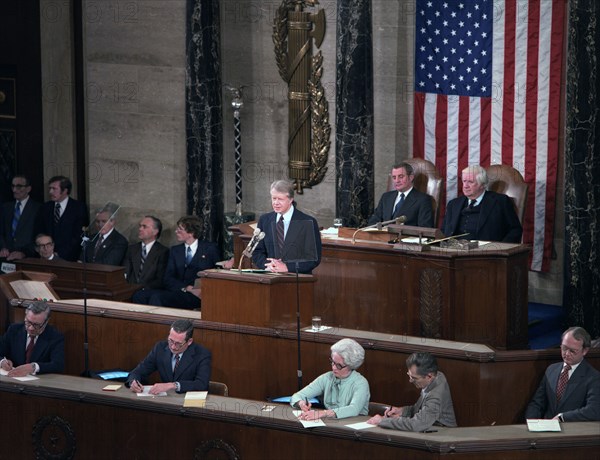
[292,410,326,428]
[0,368,39,381]
[183,391,208,408]
[137,385,167,397]
[526,419,561,432]
[102,384,122,391]
[321,227,339,236]
[305,326,332,333]
[346,421,377,430]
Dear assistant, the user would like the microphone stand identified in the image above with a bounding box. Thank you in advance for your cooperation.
[352,216,406,244]
[80,230,91,377]
[294,261,302,390]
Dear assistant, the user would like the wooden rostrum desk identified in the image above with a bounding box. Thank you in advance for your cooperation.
[0,374,598,459]
[6,298,598,428]
[231,224,530,350]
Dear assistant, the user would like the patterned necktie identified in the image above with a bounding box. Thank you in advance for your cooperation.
[25,335,36,364]
[140,244,147,274]
[468,199,476,209]
[173,353,180,372]
[12,201,21,237]
[556,364,571,402]
[276,215,285,252]
[54,202,61,223]
[393,193,405,217]
[94,235,104,258]
[185,246,192,266]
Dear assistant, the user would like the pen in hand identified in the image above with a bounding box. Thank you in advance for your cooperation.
[304,397,311,411]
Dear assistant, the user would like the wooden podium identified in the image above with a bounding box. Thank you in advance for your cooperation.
[14,258,140,301]
[199,269,316,329]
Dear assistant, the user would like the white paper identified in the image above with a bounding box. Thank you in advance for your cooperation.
[346,421,377,430]
[305,326,332,333]
[526,419,561,432]
[292,410,327,428]
[12,375,39,381]
[136,385,167,397]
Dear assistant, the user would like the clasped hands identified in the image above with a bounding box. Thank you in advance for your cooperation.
[266,258,288,273]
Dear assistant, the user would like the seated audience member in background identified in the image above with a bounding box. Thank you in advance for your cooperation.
[127,319,211,395]
[40,175,88,261]
[132,216,220,309]
[367,352,457,431]
[124,216,169,290]
[253,180,322,274]
[81,204,128,265]
[34,234,60,260]
[442,165,522,243]
[291,338,370,420]
[368,162,433,227]
[0,300,65,377]
[0,175,41,261]
[526,326,600,422]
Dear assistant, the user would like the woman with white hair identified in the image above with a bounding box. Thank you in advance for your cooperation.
[290,338,370,421]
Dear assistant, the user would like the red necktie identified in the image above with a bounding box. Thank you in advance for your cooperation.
[25,335,36,363]
[556,364,571,402]
[174,354,180,372]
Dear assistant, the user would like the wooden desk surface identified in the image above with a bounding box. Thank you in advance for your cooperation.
[1,373,598,459]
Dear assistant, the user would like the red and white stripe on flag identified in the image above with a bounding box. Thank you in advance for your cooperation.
[413,0,566,272]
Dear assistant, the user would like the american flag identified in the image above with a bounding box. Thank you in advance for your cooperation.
[413,0,566,272]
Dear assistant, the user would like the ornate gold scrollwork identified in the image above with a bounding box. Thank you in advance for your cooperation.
[273,0,331,194]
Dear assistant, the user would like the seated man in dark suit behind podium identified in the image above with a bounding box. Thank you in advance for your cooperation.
[123,216,169,290]
[526,327,600,422]
[127,319,211,395]
[442,165,522,243]
[132,216,220,309]
[368,163,433,227]
[0,300,65,377]
[252,180,322,274]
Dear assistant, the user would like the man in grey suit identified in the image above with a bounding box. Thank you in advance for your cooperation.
[368,162,433,228]
[123,216,169,290]
[0,175,41,261]
[367,352,457,431]
[526,327,600,422]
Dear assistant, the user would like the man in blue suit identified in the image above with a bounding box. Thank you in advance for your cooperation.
[368,163,433,227]
[526,327,600,422]
[252,180,322,274]
[132,216,220,309]
[39,175,89,261]
[127,319,211,395]
[0,175,42,262]
[442,165,522,243]
[0,300,65,377]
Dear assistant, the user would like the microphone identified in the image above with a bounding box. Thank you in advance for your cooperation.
[242,230,265,258]
[352,216,406,243]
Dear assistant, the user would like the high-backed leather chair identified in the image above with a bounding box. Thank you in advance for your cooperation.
[486,164,529,224]
[208,380,229,396]
[386,158,444,227]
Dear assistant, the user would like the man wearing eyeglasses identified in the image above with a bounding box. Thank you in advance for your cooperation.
[0,300,65,377]
[34,234,60,261]
[0,175,41,262]
[526,326,600,422]
[126,319,211,395]
[367,352,457,431]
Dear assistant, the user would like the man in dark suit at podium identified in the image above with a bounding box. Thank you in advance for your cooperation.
[0,300,65,377]
[526,327,600,422]
[0,175,41,261]
[127,319,211,394]
[39,175,88,261]
[442,165,522,243]
[81,204,128,266]
[252,180,322,274]
[132,216,220,309]
[368,163,433,227]
[124,216,169,289]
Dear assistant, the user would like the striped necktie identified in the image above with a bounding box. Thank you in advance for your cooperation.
[12,201,21,237]
[54,202,61,223]
[276,215,285,253]
[140,244,147,274]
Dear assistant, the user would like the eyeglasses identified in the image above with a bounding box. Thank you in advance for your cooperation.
[560,346,583,355]
[11,184,28,189]
[37,242,54,249]
[168,337,189,350]
[24,318,48,330]
[407,371,428,382]
[328,357,348,370]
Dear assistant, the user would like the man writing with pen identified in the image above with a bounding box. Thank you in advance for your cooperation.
[126,319,211,395]
[367,352,457,431]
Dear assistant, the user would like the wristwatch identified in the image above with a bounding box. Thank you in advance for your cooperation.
[181,287,187,293]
